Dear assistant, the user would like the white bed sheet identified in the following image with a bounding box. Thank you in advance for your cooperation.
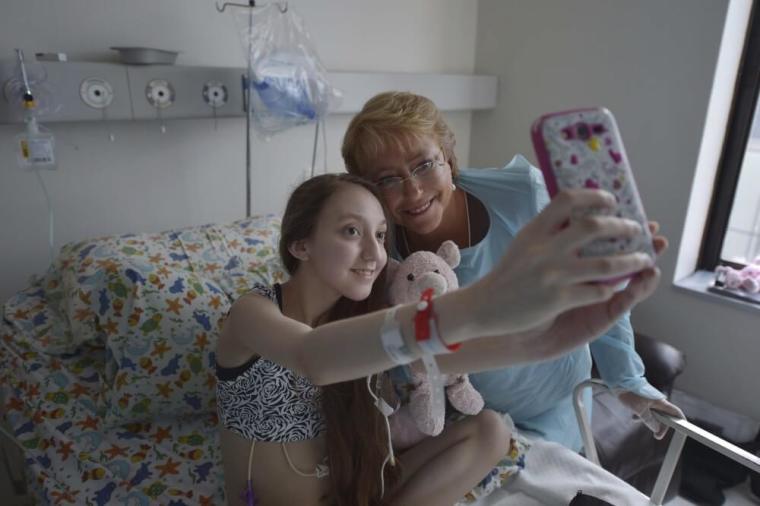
[471,439,650,506]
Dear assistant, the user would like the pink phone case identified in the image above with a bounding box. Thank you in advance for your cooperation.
[531,107,655,261]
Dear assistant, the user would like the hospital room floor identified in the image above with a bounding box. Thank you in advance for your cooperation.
[668,480,759,505]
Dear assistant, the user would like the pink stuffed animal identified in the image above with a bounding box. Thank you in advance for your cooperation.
[716,255,760,294]
[386,240,484,449]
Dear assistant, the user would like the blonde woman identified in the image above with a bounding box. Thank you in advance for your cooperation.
[342,91,683,452]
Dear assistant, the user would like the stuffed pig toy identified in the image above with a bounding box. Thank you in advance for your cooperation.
[716,255,760,294]
[386,240,484,449]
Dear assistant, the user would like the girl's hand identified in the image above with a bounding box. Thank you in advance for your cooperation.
[501,218,666,364]
[507,266,661,363]
[469,189,654,336]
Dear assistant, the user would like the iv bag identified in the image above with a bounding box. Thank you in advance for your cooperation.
[232,3,341,136]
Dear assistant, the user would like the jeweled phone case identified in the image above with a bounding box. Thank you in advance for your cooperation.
[531,107,655,260]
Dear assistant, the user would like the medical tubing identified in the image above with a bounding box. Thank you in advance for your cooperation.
[311,120,319,177]
[35,170,55,264]
[321,118,327,172]
[366,374,396,498]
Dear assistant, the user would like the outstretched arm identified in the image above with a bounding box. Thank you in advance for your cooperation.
[437,265,661,374]
[221,189,653,386]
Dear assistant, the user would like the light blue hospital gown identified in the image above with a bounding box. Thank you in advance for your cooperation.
[453,155,665,451]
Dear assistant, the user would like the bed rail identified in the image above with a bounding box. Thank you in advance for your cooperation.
[573,379,760,506]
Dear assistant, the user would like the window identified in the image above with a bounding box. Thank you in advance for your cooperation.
[699,2,760,271]
[719,98,760,264]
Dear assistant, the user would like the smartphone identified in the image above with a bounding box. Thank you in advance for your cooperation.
[531,107,655,262]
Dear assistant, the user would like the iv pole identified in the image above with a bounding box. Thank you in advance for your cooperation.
[216,0,257,217]
[244,4,253,218]
[216,1,289,217]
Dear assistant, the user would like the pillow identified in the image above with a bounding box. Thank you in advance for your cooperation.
[172,215,287,297]
[13,214,286,426]
[55,214,284,351]
[97,261,230,427]
[56,231,192,351]
[96,216,286,427]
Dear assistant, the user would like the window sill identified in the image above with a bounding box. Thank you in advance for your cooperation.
[674,270,760,313]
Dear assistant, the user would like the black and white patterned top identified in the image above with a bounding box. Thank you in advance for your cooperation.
[215,284,326,442]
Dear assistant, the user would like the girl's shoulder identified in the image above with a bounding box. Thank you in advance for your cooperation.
[226,283,281,321]
[245,283,279,304]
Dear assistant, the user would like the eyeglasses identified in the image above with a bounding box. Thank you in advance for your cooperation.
[373,156,446,192]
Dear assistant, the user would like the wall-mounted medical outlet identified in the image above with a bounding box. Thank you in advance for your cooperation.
[80,78,114,109]
[130,66,240,120]
[202,80,228,108]
[145,79,175,109]
[0,61,132,122]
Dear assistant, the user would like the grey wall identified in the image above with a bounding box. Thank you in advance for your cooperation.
[470,0,759,420]
[0,0,478,303]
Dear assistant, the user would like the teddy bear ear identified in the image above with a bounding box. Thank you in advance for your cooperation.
[437,240,460,269]
[386,258,401,281]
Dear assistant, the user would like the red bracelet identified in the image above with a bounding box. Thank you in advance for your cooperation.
[414,288,461,353]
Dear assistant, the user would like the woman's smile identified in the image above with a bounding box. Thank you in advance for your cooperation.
[403,197,434,216]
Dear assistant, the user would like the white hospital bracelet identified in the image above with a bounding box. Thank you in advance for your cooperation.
[420,352,446,424]
[380,305,415,365]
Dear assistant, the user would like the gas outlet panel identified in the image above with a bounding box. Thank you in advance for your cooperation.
[0,60,498,124]
[145,79,175,109]
[80,78,115,109]
[202,80,228,108]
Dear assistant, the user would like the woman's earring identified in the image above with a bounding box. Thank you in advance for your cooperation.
[451,183,456,191]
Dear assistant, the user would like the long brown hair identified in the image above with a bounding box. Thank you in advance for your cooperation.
[279,173,401,506]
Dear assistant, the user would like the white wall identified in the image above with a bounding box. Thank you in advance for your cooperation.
[470,0,760,420]
[0,0,478,303]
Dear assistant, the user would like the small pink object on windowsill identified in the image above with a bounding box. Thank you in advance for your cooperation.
[714,256,760,294]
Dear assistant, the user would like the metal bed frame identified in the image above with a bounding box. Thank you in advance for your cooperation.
[573,379,760,505]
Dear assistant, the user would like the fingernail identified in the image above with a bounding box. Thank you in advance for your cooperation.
[628,220,643,233]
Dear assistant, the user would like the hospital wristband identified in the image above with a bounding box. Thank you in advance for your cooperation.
[380,305,415,365]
